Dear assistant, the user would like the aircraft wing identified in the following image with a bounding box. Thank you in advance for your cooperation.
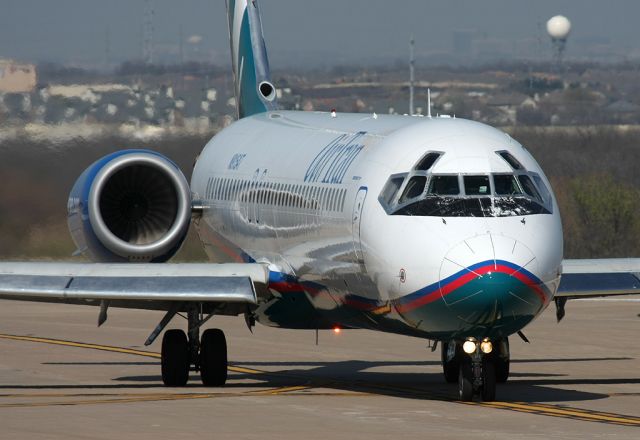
[0,262,269,314]
[555,258,640,321]
[559,259,640,298]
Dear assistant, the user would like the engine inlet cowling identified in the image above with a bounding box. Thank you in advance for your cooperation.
[68,150,191,262]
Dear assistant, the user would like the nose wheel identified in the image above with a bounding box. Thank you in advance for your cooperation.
[458,362,474,400]
[457,356,497,402]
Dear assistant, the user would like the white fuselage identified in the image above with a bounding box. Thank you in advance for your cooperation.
[190,111,563,340]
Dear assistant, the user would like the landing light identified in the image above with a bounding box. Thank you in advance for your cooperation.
[333,326,341,334]
[462,340,476,354]
[480,339,493,354]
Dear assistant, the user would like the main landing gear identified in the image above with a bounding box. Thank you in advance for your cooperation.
[153,306,228,387]
[441,337,510,401]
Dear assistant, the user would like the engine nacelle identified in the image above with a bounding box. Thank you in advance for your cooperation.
[68,150,191,262]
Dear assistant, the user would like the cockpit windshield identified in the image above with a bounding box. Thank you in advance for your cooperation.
[428,175,459,195]
[379,151,553,217]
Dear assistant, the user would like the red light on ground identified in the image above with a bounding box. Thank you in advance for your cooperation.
[333,326,341,334]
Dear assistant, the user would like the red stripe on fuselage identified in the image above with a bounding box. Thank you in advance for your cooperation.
[395,263,547,314]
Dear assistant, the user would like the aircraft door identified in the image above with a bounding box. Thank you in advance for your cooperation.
[352,187,367,264]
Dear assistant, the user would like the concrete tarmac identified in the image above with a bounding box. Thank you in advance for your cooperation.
[0,298,638,439]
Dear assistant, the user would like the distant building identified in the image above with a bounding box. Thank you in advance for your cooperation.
[0,59,36,93]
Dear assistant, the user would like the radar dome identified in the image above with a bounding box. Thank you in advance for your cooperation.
[546,15,571,41]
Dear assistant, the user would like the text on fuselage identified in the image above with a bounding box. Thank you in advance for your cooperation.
[228,153,247,170]
[304,132,365,184]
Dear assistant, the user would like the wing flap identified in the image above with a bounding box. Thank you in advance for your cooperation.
[0,274,257,303]
[0,262,269,305]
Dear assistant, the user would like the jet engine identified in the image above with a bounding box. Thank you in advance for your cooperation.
[67,150,192,262]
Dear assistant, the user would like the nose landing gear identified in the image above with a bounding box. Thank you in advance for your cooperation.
[443,338,509,401]
[457,349,496,401]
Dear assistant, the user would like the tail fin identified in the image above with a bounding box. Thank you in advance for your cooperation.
[225,0,278,119]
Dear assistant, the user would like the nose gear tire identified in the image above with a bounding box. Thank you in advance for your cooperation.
[481,360,497,401]
[458,363,474,401]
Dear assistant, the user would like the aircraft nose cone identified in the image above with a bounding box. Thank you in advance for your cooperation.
[437,233,549,337]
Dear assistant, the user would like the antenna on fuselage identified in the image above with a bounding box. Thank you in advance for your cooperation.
[409,36,415,116]
[427,88,432,118]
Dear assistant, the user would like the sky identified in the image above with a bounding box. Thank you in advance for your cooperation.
[1,0,640,68]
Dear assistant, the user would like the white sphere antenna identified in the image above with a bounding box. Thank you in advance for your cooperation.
[546,15,571,66]
[546,15,571,41]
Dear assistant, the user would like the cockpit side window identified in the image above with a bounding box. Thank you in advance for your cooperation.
[463,175,491,196]
[493,174,522,195]
[414,152,441,171]
[532,174,552,206]
[399,175,427,203]
[380,175,405,205]
[517,174,543,203]
[497,151,523,170]
[428,175,460,195]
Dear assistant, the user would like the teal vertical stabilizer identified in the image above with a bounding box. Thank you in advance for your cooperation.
[225,0,278,119]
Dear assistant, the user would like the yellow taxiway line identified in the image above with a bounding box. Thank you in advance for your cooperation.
[0,333,638,427]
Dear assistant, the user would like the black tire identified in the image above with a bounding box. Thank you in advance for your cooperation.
[458,363,474,401]
[161,329,189,387]
[441,341,459,383]
[495,357,510,383]
[494,338,510,383]
[200,328,228,386]
[481,360,497,402]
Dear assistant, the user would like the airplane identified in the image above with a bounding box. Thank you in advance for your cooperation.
[1,0,639,402]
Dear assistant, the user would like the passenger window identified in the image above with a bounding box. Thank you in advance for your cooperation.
[464,175,491,196]
[415,153,440,171]
[518,175,542,202]
[428,175,460,195]
[399,176,427,203]
[380,176,405,204]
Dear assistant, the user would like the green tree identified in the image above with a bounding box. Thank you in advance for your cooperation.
[567,174,640,258]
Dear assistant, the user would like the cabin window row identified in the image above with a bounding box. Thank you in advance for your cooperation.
[205,177,348,213]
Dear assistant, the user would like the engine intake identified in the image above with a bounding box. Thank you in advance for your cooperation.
[68,150,191,262]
